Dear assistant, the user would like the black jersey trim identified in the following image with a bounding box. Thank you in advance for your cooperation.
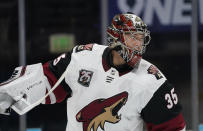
[48,51,72,98]
[102,47,133,76]
[141,80,182,124]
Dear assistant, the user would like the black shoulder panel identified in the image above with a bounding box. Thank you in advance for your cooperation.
[48,51,72,97]
[141,80,182,124]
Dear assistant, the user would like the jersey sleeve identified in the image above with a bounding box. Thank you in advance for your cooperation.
[141,80,186,131]
[42,51,72,104]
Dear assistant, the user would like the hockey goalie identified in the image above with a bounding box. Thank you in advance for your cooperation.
[0,13,186,131]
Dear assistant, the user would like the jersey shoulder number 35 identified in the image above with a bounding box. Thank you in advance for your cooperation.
[141,80,182,124]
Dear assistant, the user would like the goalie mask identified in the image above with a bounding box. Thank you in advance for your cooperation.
[107,13,151,68]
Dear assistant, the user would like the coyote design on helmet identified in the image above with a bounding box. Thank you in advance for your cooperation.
[76,92,128,131]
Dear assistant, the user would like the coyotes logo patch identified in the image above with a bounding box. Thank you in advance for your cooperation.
[76,44,94,52]
[76,92,128,131]
[147,65,163,80]
[78,69,94,87]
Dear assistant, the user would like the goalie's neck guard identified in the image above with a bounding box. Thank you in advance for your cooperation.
[102,47,134,76]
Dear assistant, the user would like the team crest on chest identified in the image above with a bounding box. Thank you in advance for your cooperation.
[78,69,94,87]
[147,65,163,80]
[76,91,128,131]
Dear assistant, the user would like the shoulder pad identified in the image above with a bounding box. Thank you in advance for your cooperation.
[75,44,94,53]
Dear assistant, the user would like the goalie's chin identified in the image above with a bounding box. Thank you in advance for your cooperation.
[127,55,142,68]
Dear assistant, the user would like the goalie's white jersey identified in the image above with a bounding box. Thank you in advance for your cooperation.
[43,44,185,131]
[65,45,161,131]
[1,44,184,131]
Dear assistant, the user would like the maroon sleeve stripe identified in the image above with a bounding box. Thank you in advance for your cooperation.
[146,113,185,131]
[45,89,51,104]
[43,62,67,104]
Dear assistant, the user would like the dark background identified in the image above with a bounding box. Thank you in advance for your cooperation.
[0,0,202,130]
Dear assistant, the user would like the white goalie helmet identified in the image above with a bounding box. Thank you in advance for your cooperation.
[107,12,151,67]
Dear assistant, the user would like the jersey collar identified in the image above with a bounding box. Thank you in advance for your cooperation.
[102,47,133,76]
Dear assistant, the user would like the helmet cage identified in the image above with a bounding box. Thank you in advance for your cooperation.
[107,13,151,63]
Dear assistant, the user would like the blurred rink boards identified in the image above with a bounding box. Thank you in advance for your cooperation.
[26,128,41,131]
